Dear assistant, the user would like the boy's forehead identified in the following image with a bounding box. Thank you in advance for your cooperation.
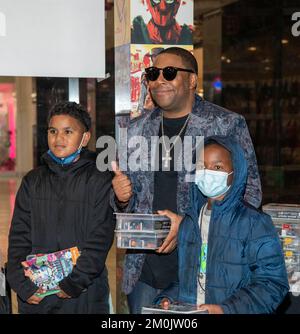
[204,144,232,160]
[49,114,84,129]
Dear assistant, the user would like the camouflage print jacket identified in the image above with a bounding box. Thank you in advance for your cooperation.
[111,94,262,295]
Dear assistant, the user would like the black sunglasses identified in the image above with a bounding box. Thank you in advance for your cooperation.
[144,66,195,81]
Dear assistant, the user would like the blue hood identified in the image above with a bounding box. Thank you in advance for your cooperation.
[190,135,248,215]
[177,135,289,311]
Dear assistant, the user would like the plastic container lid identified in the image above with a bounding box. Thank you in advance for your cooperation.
[263,203,300,211]
[114,213,170,221]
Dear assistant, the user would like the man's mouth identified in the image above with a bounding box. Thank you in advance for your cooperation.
[153,88,174,95]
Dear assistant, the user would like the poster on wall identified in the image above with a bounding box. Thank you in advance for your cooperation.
[131,0,193,45]
[115,0,131,47]
[129,0,194,119]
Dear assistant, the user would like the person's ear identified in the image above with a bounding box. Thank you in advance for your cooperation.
[227,172,234,186]
[189,73,198,90]
[82,131,91,147]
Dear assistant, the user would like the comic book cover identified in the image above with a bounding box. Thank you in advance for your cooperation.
[22,247,80,297]
[131,0,194,45]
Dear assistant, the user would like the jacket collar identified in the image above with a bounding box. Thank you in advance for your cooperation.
[41,149,97,176]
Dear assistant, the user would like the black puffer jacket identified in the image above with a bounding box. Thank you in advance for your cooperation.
[7,150,115,314]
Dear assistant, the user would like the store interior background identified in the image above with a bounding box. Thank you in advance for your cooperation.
[0,0,300,313]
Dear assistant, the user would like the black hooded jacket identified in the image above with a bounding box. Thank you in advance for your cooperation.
[7,150,115,314]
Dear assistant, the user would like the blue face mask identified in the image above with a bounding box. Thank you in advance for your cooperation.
[47,133,86,166]
[195,169,233,198]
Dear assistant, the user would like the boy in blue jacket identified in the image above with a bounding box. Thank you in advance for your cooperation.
[157,136,289,314]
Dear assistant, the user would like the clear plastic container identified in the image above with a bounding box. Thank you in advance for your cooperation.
[281,236,300,251]
[114,213,171,231]
[289,271,300,295]
[265,203,300,294]
[142,302,208,314]
[285,251,300,294]
[273,221,300,238]
[262,203,300,220]
[115,230,169,250]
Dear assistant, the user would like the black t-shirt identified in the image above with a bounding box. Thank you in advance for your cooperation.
[139,115,189,289]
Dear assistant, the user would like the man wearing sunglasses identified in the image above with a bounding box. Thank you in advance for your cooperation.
[131,0,193,45]
[111,47,262,314]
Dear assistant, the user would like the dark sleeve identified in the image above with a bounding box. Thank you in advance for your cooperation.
[110,188,135,213]
[220,215,289,314]
[59,172,115,297]
[7,176,39,302]
[231,115,262,208]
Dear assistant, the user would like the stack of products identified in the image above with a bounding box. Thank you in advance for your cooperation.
[262,203,300,295]
[22,246,80,297]
[114,213,171,250]
[142,302,208,314]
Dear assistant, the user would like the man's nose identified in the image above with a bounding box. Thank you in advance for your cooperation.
[156,69,166,83]
[157,69,164,81]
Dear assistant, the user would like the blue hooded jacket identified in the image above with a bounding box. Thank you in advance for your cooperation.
[161,136,289,313]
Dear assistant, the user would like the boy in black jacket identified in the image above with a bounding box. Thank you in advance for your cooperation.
[7,102,115,314]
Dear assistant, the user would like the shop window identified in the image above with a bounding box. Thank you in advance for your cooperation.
[0,84,16,172]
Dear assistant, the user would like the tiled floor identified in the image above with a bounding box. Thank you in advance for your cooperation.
[0,176,116,313]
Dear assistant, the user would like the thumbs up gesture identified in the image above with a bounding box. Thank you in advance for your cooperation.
[111,161,133,204]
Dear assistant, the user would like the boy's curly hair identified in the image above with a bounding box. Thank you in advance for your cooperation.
[48,101,91,131]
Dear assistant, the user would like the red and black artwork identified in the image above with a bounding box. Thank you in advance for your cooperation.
[131,0,193,45]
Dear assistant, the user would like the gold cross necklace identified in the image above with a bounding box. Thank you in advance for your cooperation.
[161,113,191,168]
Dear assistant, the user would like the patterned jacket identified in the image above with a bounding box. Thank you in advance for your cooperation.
[112,94,262,295]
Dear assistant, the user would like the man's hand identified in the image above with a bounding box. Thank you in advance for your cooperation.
[111,161,133,204]
[26,288,45,305]
[56,289,71,299]
[156,210,183,254]
[198,304,224,314]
